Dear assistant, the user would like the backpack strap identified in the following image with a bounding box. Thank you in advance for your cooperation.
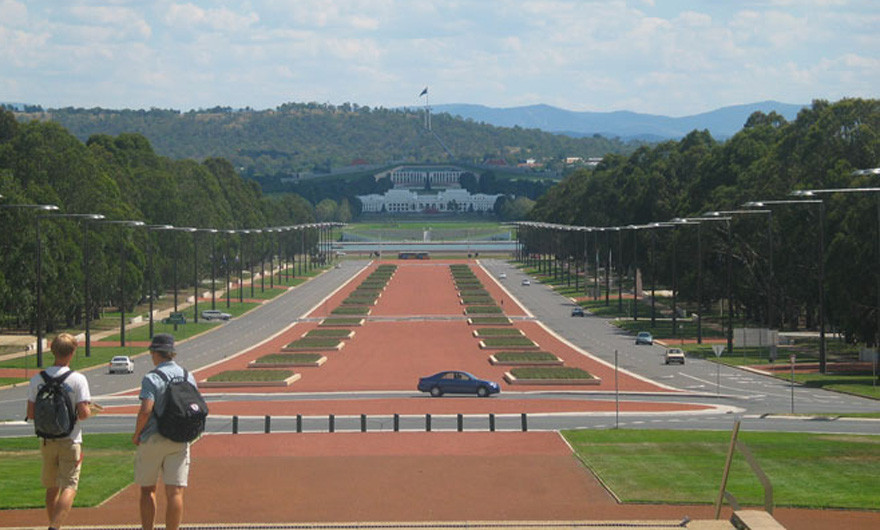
[40,370,73,385]
[150,368,187,383]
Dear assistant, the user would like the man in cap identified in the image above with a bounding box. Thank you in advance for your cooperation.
[132,333,198,530]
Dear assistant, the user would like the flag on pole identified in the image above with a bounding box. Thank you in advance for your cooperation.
[419,87,428,97]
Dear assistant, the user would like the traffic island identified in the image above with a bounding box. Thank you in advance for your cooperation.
[489,351,564,366]
[248,353,327,368]
[472,328,525,338]
[319,318,365,327]
[504,366,601,385]
[200,369,301,388]
[467,316,513,326]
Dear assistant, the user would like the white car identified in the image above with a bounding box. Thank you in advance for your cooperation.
[664,348,686,365]
[108,355,134,374]
[499,272,507,279]
[522,278,531,286]
[201,309,232,321]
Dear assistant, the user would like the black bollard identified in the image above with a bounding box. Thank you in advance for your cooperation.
[521,413,528,432]
[426,413,432,432]
[457,413,463,432]
[329,414,335,433]
[264,415,271,434]
[393,413,400,432]
[232,415,239,434]
[489,413,495,432]
[361,414,367,432]
[296,414,302,433]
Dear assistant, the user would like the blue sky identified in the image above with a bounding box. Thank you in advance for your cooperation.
[1,0,876,116]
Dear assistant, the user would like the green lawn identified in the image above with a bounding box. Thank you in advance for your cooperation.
[562,429,880,509]
[493,351,559,362]
[0,433,134,509]
[207,369,294,382]
[511,367,593,379]
[253,353,322,364]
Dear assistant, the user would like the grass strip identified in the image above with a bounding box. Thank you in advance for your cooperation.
[284,338,343,349]
[253,353,322,364]
[480,336,535,347]
[468,317,512,325]
[473,328,523,337]
[304,328,353,338]
[331,306,371,315]
[320,318,364,327]
[494,351,559,362]
[465,306,503,314]
[511,366,592,379]
[207,369,294,382]
[562,429,880,509]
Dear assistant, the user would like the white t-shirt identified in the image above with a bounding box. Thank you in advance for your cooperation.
[27,366,91,444]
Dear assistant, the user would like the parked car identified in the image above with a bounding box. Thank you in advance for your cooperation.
[571,306,585,317]
[201,309,232,321]
[664,348,686,364]
[498,272,507,279]
[635,331,653,345]
[161,312,186,325]
[418,371,500,398]
[522,278,531,286]
[108,355,134,374]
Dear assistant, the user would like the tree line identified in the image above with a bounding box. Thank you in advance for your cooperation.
[525,98,880,346]
[10,102,638,178]
[0,109,318,335]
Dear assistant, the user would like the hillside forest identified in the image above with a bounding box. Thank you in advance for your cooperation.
[525,98,880,346]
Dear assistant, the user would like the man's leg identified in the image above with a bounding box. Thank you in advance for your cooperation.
[139,486,157,530]
[49,487,77,529]
[164,485,186,530]
[44,487,59,524]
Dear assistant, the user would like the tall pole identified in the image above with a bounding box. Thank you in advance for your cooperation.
[671,226,678,337]
[225,231,232,308]
[148,230,155,339]
[35,216,43,367]
[697,222,703,344]
[119,231,127,347]
[727,219,734,356]
[818,202,826,373]
[617,228,623,312]
[632,228,639,321]
[193,231,199,324]
[211,230,217,310]
[83,221,92,356]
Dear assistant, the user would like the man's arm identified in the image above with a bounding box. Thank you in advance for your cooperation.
[76,401,92,421]
[26,400,34,421]
[132,398,154,446]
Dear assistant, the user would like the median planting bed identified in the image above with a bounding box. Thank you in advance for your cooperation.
[465,305,503,314]
[472,327,524,337]
[304,328,355,339]
[504,366,599,385]
[479,336,538,349]
[467,316,513,326]
[249,353,326,368]
[489,351,564,366]
[330,306,371,316]
[282,338,345,351]
[319,317,364,327]
[201,369,301,387]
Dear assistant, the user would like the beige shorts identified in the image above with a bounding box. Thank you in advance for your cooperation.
[134,434,190,487]
[41,438,83,490]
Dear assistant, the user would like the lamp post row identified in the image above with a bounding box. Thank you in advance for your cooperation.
[513,170,879,372]
[0,199,341,368]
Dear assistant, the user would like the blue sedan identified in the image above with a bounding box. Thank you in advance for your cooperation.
[417,371,501,398]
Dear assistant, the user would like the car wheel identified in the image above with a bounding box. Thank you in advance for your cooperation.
[430,386,443,397]
[477,386,489,398]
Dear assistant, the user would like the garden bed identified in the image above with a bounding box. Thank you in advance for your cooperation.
[303,328,355,339]
[200,369,301,388]
[479,337,538,349]
[503,366,599,385]
[319,318,364,327]
[248,353,326,368]
[282,338,345,351]
[467,317,513,326]
[331,306,371,316]
[464,306,503,315]
[472,328,524,338]
[489,351,564,366]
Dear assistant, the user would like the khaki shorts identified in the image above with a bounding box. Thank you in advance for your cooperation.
[41,438,83,490]
[134,434,190,487]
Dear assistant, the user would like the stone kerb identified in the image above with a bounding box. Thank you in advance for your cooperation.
[247,355,327,368]
[488,354,564,366]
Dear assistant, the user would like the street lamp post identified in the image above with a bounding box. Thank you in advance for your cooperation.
[745,199,826,372]
[792,180,880,367]
[97,220,145,347]
[144,225,174,339]
[0,203,59,367]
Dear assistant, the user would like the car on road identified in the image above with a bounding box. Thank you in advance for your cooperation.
[498,272,507,279]
[522,278,531,286]
[635,331,653,345]
[571,306,585,317]
[201,309,232,321]
[418,371,500,398]
[161,314,186,325]
[664,348,686,364]
[108,355,134,374]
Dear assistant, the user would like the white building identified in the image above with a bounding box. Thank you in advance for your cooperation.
[358,188,501,214]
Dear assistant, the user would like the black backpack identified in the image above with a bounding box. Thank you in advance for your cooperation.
[34,370,77,439]
[152,368,208,443]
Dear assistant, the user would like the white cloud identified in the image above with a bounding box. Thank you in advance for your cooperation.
[0,0,27,27]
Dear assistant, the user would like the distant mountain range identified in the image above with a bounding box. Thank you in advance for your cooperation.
[430,101,806,141]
